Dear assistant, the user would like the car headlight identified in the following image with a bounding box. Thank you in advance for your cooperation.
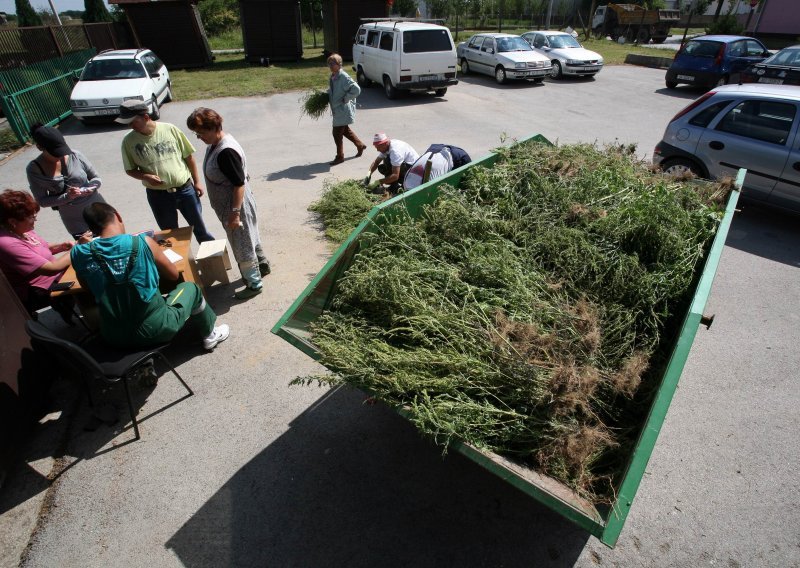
[598,58,604,65]
[566,59,582,65]
[123,95,144,101]
[515,62,526,69]
[71,100,87,107]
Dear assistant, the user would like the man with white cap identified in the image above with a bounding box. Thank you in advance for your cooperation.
[367,133,419,194]
[116,100,214,243]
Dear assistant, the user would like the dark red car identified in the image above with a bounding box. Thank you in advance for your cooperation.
[742,45,800,86]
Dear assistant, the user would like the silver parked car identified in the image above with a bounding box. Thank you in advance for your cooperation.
[456,33,552,84]
[521,30,604,79]
[653,84,800,213]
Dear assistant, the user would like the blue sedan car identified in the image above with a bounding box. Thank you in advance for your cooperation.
[665,35,771,90]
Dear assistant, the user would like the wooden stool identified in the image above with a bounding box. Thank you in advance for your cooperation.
[196,239,232,286]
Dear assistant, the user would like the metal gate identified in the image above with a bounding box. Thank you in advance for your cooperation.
[0,48,95,144]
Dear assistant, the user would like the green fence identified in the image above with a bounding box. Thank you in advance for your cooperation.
[0,48,95,144]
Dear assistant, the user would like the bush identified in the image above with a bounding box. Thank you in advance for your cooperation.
[199,0,240,36]
[706,14,743,36]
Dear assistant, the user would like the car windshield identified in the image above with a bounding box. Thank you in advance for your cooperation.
[680,40,723,58]
[496,37,532,52]
[548,34,580,48]
[764,47,800,67]
[81,59,147,81]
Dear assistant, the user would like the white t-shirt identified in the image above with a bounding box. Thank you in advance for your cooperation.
[379,139,419,167]
[404,147,453,190]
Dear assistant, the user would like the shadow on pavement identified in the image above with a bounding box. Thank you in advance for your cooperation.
[725,202,800,267]
[265,162,331,182]
[166,386,590,568]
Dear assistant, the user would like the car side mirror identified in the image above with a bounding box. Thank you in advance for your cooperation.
[543,46,551,51]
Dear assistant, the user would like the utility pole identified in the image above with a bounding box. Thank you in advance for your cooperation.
[745,0,759,32]
[545,0,554,29]
[47,0,63,25]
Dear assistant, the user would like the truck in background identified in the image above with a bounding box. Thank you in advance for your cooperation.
[592,3,681,44]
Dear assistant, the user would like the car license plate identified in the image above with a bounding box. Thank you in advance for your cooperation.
[97,108,116,115]
[419,74,437,81]
[758,77,783,84]
[677,74,694,81]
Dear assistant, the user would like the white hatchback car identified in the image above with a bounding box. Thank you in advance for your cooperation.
[521,30,604,79]
[456,33,552,84]
[70,49,172,123]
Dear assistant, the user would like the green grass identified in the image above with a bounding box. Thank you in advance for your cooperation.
[207,26,324,51]
[207,27,246,50]
[170,49,329,100]
[0,126,21,153]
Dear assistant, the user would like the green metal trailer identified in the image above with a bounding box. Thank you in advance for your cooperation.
[272,134,741,547]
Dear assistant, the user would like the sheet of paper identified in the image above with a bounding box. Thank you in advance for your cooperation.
[163,248,183,264]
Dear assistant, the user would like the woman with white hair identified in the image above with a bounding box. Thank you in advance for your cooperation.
[326,52,366,166]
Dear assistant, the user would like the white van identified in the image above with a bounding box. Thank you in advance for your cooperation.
[353,20,458,99]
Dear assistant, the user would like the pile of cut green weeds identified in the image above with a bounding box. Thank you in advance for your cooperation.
[297,141,731,503]
[308,178,383,244]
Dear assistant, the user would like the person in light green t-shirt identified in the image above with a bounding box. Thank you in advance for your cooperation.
[117,100,214,243]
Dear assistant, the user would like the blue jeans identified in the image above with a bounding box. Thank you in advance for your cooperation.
[146,181,214,243]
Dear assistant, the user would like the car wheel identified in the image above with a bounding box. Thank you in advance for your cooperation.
[383,76,398,100]
[149,97,160,120]
[460,58,470,75]
[666,80,678,89]
[434,88,447,97]
[662,157,702,177]
[356,66,371,88]
[713,75,728,88]
[550,61,562,79]
[593,28,604,40]
[495,66,507,84]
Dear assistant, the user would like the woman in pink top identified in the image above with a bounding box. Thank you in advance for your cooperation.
[0,189,77,318]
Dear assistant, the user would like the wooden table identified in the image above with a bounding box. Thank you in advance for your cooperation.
[52,227,200,298]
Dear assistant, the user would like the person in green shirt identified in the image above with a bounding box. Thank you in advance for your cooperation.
[117,100,214,243]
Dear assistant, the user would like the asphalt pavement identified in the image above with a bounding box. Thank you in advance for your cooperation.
[0,65,798,567]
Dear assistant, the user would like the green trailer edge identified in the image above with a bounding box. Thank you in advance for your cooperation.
[271,136,742,548]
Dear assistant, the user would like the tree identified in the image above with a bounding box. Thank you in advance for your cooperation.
[392,0,418,17]
[83,0,113,23]
[198,0,239,36]
[15,0,43,27]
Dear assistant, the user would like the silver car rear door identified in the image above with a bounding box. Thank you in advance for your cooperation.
[767,104,800,211]
[695,97,794,201]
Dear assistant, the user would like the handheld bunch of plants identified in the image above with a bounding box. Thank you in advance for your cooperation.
[299,89,330,120]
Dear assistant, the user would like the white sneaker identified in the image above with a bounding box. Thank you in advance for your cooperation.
[203,324,230,351]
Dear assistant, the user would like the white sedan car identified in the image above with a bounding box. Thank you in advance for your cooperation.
[521,30,604,79]
[456,33,552,84]
[70,49,172,123]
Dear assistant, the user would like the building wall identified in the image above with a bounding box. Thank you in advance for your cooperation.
[240,0,303,63]
[122,1,212,68]
[752,0,800,35]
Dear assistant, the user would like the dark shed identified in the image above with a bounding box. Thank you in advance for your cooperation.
[110,0,212,68]
[240,0,303,63]
[322,0,386,60]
